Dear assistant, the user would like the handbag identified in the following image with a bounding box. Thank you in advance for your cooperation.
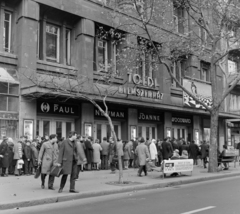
[50,165,63,177]
[34,165,41,179]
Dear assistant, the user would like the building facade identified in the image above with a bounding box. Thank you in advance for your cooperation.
[0,0,239,149]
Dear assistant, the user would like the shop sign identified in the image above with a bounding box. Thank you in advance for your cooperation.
[37,101,79,116]
[172,117,192,124]
[0,112,19,120]
[118,73,163,101]
[138,112,161,122]
[94,108,126,119]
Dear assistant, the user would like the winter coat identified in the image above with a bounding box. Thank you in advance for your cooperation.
[116,141,124,157]
[123,142,132,160]
[31,145,39,167]
[24,145,32,160]
[188,143,199,159]
[13,142,23,160]
[75,140,86,165]
[58,139,77,175]
[100,141,109,156]
[128,141,134,159]
[92,143,102,163]
[200,143,209,159]
[149,142,158,160]
[161,141,173,160]
[7,141,14,167]
[0,140,9,168]
[84,140,93,164]
[135,143,149,166]
[38,141,58,174]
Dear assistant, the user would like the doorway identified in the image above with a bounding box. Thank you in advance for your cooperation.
[138,124,157,140]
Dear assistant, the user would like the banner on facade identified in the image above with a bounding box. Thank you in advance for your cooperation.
[183,79,212,109]
[163,159,193,173]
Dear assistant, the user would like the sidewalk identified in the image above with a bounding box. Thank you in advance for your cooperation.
[1,163,240,210]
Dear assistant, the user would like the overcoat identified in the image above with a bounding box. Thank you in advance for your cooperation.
[123,141,132,160]
[13,142,23,160]
[58,139,77,175]
[135,143,150,166]
[161,141,173,160]
[92,143,102,163]
[84,139,93,164]
[188,143,199,159]
[200,143,209,159]
[149,142,158,160]
[100,141,109,156]
[38,141,58,174]
[0,140,9,168]
[31,145,39,167]
[75,140,86,165]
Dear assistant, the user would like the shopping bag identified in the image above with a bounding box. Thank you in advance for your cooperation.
[50,165,63,177]
[146,161,155,172]
[34,165,41,179]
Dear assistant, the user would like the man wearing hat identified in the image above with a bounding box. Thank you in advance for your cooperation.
[135,137,150,177]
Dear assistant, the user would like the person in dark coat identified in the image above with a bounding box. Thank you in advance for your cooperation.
[200,141,209,168]
[188,141,199,165]
[57,131,78,193]
[23,141,32,175]
[161,137,173,160]
[181,141,189,154]
[0,137,9,177]
[7,138,14,175]
[171,139,179,151]
[84,137,93,170]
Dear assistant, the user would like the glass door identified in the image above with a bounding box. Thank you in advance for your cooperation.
[138,124,157,141]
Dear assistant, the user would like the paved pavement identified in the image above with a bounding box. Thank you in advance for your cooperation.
[0,163,240,210]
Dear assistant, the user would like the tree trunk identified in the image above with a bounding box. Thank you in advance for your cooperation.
[107,116,124,184]
[208,109,219,172]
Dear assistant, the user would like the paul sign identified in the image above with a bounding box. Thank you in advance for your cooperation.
[37,101,79,116]
[118,73,163,100]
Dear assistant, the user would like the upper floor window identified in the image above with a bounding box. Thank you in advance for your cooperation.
[3,11,12,53]
[173,3,185,34]
[0,68,19,112]
[46,24,60,63]
[94,26,122,76]
[228,59,238,74]
[171,60,187,88]
[200,61,210,82]
[66,29,71,65]
[229,94,240,111]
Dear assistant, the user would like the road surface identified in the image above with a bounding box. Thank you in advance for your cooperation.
[2,176,240,214]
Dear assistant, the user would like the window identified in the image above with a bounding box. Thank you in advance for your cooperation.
[138,51,156,79]
[66,29,71,65]
[97,40,108,72]
[200,62,210,82]
[0,81,19,112]
[230,94,240,111]
[3,11,11,53]
[94,26,121,74]
[228,60,238,74]
[171,60,186,87]
[173,4,185,34]
[46,24,60,62]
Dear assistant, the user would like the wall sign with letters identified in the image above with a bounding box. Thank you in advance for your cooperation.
[138,112,162,122]
[172,117,192,124]
[94,108,126,119]
[37,101,79,116]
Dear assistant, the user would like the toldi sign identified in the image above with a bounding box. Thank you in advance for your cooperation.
[37,101,79,116]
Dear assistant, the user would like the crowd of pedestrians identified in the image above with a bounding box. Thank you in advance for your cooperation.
[0,133,213,192]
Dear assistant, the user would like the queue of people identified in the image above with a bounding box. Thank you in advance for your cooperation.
[0,134,212,190]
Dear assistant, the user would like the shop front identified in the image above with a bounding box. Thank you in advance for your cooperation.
[93,107,127,142]
[0,68,19,141]
[137,110,163,141]
[36,100,80,139]
[171,115,193,142]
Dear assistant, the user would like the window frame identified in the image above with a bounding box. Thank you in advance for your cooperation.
[66,29,71,65]
[46,23,60,63]
[3,11,12,53]
[200,61,211,82]
[173,4,185,34]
